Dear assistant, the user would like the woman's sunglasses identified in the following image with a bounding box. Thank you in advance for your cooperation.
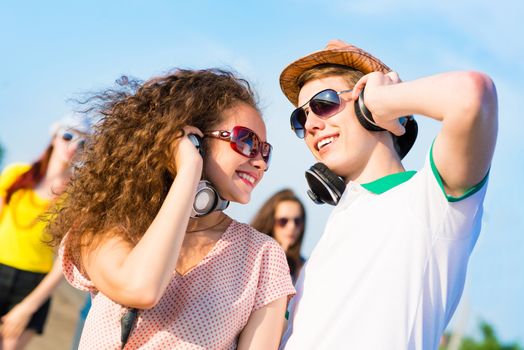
[290,88,352,138]
[61,130,86,149]
[275,217,303,228]
[205,126,272,169]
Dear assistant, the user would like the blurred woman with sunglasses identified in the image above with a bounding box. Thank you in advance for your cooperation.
[49,68,295,350]
[251,189,306,283]
[0,115,89,350]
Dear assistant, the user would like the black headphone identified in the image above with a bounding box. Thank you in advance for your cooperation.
[305,162,346,206]
[188,134,230,217]
[354,88,409,132]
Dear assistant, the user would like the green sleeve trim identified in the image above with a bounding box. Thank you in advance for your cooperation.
[285,310,289,320]
[429,141,489,202]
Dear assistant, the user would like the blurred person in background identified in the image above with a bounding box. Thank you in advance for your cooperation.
[251,189,306,283]
[0,115,90,350]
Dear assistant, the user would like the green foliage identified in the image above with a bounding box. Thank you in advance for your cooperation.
[441,321,522,350]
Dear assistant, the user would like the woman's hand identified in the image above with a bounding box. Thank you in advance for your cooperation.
[0,302,34,339]
[172,126,204,174]
[352,71,406,136]
[82,126,206,308]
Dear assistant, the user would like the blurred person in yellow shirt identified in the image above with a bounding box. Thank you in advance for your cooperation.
[0,114,90,350]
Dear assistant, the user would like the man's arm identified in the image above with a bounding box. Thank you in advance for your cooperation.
[362,71,498,196]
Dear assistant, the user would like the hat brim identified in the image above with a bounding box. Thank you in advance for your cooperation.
[280,46,391,107]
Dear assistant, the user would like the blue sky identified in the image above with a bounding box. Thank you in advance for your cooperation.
[1,0,523,344]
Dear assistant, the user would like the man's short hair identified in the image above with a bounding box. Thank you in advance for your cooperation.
[297,64,364,92]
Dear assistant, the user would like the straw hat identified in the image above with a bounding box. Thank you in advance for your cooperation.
[280,39,391,106]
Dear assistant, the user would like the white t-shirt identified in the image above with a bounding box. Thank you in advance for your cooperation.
[280,151,488,350]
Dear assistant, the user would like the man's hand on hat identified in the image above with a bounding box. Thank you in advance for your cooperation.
[352,71,406,137]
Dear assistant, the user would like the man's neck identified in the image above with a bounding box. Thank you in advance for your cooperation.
[348,144,405,185]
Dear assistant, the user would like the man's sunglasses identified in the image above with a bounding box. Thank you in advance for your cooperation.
[275,217,303,228]
[205,126,272,169]
[290,89,352,138]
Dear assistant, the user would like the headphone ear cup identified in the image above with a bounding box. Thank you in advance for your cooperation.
[191,180,230,217]
[305,163,346,206]
[189,135,229,217]
[188,134,205,157]
[354,98,385,132]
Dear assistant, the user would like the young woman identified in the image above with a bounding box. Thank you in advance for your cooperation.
[251,189,306,283]
[50,68,295,349]
[0,116,89,350]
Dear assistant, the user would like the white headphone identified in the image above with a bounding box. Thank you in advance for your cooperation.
[188,134,230,217]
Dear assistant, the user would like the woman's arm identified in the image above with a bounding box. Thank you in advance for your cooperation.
[237,296,288,350]
[0,260,63,339]
[81,132,203,309]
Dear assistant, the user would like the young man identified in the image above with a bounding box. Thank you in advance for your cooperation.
[278,40,498,349]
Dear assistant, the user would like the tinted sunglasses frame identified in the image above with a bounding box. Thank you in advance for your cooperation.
[205,126,273,169]
[290,88,353,138]
[275,217,304,228]
[60,130,86,149]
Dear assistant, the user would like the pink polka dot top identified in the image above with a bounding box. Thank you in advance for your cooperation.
[60,220,295,349]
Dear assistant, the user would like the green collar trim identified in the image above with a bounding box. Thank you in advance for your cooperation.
[361,171,417,194]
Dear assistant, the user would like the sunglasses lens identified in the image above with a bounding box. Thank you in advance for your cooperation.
[232,127,256,157]
[261,143,272,166]
[290,109,306,138]
[310,90,341,117]
[276,218,288,227]
[62,132,74,141]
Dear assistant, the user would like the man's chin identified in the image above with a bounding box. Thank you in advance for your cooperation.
[323,160,349,179]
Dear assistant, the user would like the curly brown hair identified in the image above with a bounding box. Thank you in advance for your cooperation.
[250,189,306,278]
[49,68,259,266]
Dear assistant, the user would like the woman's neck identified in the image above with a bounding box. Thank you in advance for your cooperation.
[186,212,228,234]
[35,153,71,199]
